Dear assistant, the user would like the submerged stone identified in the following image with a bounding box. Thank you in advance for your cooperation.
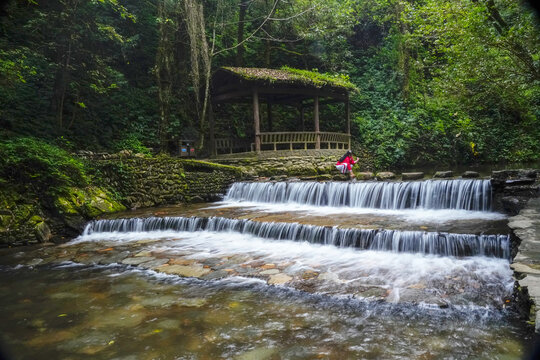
[235,347,279,360]
[139,258,169,269]
[260,269,280,275]
[138,295,176,308]
[155,264,211,278]
[121,256,155,265]
[268,273,292,285]
[317,272,341,283]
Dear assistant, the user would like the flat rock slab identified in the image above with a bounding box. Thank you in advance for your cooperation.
[121,256,155,265]
[260,269,280,275]
[155,264,211,278]
[402,172,424,180]
[356,172,374,180]
[511,263,540,275]
[376,172,396,180]
[462,171,480,178]
[268,274,292,285]
[433,171,453,178]
[511,197,540,333]
[139,258,169,269]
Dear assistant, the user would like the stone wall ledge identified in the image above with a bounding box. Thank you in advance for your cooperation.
[510,198,540,333]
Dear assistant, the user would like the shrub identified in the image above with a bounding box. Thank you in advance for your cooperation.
[0,137,88,195]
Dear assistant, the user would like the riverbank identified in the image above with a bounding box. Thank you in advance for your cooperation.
[3,148,538,247]
[510,198,540,333]
[0,152,246,247]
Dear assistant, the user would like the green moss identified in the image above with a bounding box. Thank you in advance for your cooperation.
[280,66,357,90]
[55,186,126,218]
[181,159,244,175]
[84,187,126,217]
[29,215,44,224]
[222,66,357,91]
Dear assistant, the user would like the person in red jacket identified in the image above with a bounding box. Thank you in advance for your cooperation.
[335,150,359,179]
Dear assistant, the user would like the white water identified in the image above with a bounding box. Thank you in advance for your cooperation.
[225,180,493,210]
[79,216,510,258]
[70,178,513,308]
[211,201,507,222]
[73,229,513,307]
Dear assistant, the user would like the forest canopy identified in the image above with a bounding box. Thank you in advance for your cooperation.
[0,0,539,168]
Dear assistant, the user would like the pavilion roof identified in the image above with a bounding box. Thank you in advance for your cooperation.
[218,66,357,92]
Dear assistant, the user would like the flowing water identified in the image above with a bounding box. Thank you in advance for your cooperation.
[0,179,534,359]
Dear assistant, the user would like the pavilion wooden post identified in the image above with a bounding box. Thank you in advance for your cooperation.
[345,95,351,150]
[314,95,320,149]
[209,103,216,156]
[253,88,261,153]
[267,102,273,132]
[298,103,305,131]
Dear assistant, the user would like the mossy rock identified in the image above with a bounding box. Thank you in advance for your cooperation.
[181,159,244,175]
[55,186,126,219]
[287,165,318,177]
[34,221,52,242]
[84,187,127,217]
[356,172,374,180]
[376,171,396,180]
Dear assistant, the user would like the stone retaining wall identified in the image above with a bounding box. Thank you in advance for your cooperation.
[492,169,540,214]
[509,198,540,333]
[0,156,245,247]
[93,157,245,209]
[213,153,374,179]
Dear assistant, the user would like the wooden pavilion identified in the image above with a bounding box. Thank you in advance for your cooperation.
[210,67,356,155]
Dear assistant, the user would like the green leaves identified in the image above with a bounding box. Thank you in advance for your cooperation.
[0,137,89,196]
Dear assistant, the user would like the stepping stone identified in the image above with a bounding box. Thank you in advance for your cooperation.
[462,171,479,178]
[402,172,424,180]
[376,172,396,180]
[433,171,453,178]
[356,172,374,180]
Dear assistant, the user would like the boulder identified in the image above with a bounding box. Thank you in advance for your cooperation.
[462,171,479,178]
[401,172,424,180]
[34,221,52,242]
[356,172,374,180]
[501,196,529,215]
[433,171,453,178]
[376,171,396,180]
[316,174,333,181]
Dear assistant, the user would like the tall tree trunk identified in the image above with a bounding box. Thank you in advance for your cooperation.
[184,0,211,150]
[396,1,410,101]
[52,0,79,130]
[235,1,248,66]
[156,0,177,151]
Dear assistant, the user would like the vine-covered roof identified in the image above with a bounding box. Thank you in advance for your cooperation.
[220,66,356,91]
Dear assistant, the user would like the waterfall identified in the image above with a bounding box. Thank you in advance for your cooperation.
[82,216,509,258]
[224,179,492,211]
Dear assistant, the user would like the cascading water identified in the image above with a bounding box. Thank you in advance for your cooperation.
[225,179,492,210]
[1,177,528,359]
[82,216,510,259]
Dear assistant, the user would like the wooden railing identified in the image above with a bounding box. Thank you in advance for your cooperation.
[214,138,252,154]
[215,132,350,153]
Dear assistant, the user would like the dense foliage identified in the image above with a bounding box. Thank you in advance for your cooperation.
[0,137,88,196]
[0,0,539,168]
